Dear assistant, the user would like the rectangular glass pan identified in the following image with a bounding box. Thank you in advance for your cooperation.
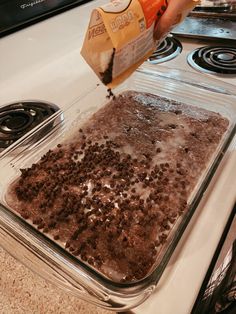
[0,66,236,311]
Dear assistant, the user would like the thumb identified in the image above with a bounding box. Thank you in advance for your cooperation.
[154,11,182,41]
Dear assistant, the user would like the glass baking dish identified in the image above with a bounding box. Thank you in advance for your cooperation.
[0,66,236,311]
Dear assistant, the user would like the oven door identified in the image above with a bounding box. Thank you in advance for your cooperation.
[0,0,92,36]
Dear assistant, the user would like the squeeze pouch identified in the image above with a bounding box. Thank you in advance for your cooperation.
[81,0,198,88]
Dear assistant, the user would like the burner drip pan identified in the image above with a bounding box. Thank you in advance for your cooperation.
[187,46,236,75]
[0,101,60,151]
[147,36,182,64]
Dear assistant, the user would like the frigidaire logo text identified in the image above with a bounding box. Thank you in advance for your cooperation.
[20,0,46,9]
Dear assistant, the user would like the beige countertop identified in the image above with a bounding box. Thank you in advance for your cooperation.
[0,247,113,314]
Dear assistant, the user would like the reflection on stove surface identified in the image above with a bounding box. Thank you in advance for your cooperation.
[147,36,182,64]
[0,101,60,151]
[195,0,233,13]
[187,46,236,75]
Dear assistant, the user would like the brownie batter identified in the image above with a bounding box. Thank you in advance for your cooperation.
[6,91,229,283]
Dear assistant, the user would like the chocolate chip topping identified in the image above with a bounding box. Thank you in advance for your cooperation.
[8,91,228,283]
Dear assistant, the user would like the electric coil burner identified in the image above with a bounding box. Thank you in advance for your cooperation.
[0,101,60,151]
[147,36,182,64]
[187,46,236,75]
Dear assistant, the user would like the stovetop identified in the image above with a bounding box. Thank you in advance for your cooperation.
[0,11,235,152]
[0,0,236,151]
[172,1,236,40]
[146,35,236,86]
[1,34,235,152]
[172,17,236,40]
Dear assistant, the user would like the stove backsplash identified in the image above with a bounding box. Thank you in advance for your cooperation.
[196,1,236,11]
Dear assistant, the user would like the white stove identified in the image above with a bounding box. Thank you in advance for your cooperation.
[146,36,236,85]
[0,1,235,313]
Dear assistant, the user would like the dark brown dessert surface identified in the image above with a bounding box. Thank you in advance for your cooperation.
[7,91,229,282]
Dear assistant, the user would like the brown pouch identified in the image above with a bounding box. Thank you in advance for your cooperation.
[81,0,199,88]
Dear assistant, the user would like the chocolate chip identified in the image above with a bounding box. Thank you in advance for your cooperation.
[168,124,177,129]
[174,109,182,115]
[21,212,30,219]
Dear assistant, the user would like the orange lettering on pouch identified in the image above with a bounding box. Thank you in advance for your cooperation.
[88,23,106,40]
[138,0,168,28]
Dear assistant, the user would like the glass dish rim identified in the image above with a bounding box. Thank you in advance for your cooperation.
[0,66,236,293]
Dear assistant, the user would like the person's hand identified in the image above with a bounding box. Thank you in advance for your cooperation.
[154,0,199,41]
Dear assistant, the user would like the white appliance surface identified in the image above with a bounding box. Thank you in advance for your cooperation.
[154,36,236,85]
[0,1,235,313]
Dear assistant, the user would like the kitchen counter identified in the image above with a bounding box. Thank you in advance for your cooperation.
[0,247,112,314]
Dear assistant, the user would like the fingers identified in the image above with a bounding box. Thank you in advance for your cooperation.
[154,13,180,41]
[154,0,197,41]
[154,6,182,40]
